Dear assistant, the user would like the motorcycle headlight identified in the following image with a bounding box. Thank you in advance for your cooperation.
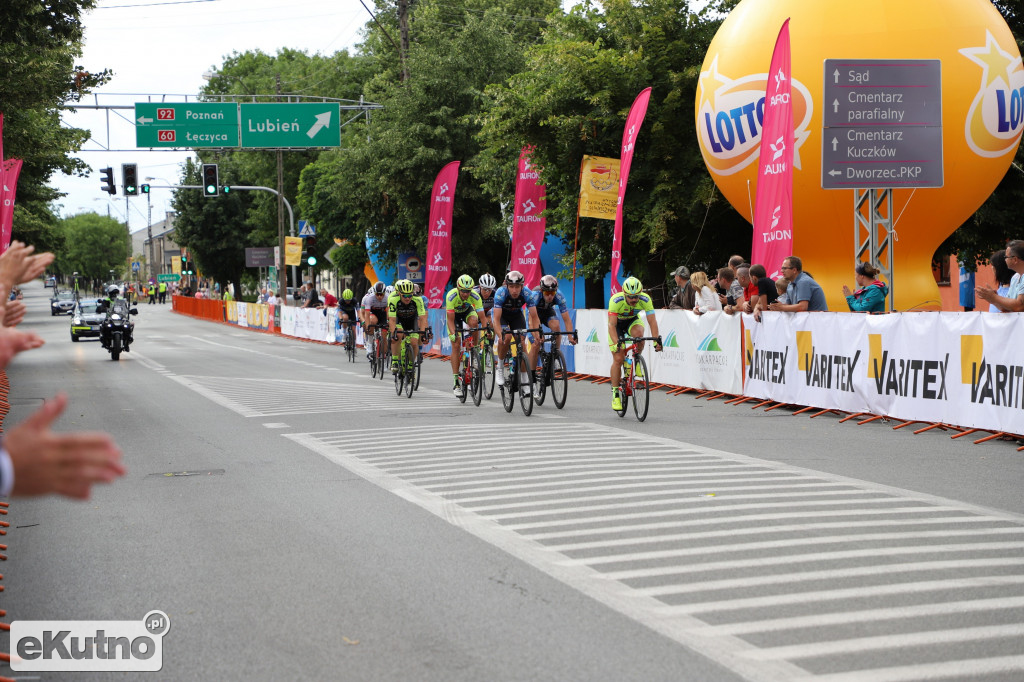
[110,314,122,321]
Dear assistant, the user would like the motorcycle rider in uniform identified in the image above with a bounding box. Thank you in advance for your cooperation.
[96,285,135,352]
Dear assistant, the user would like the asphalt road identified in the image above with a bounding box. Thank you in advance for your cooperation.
[2,280,1023,681]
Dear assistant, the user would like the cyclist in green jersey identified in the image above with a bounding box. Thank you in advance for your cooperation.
[388,279,428,374]
[445,274,486,396]
[607,276,663,411]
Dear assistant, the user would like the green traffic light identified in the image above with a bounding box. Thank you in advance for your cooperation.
[306,256,317,266]
[222,186,230,194]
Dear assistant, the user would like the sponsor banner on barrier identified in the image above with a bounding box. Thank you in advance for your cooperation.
[236,302,248,328]
[574,309,741,392]
[280,305,296,337]
[650,310,742,393]
[225,301,238,325]
[742,312,1024,434]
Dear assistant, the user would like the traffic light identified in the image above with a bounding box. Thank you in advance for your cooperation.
[122,163,139,196]
[222,185,231,194]
[202,164,219,197]
[99,167,116,195]
[304,236,317,266]
[141,183,150,194]
[181,254,191,275]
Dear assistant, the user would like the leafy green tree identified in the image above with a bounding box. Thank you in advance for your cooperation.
[0,1,111,247]
[59,212,129,280]
[299,2,558,281]
[477,0,733,304]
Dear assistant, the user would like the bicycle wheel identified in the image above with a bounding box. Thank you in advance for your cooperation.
[483,343,496,400]
[347,325,356,362]
[616,365,630,418]
[551,350,568,409]
[404,347,415,398]
[500,355,515,413]
[632,355,650,422]
[414,350,423,391]
[518,357,534,417]
[394,348,404,396]
[369,336,379,378]
[470,348,483,406]
[457,349,469,404]
[379,339,388,382]
[534,353,547,407]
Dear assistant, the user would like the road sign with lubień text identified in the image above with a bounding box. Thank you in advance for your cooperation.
[239,103,341,148]
[135,103,239,148]
[157,273,181,283]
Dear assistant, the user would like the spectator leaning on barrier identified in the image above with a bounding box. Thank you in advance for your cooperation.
[691,271,722,314]
[717,267,745,314]
[667,266,696,310]
[748,264,779,318]
[843,262,889,313]
[736,266,757,311]
[976,240,1024,312]
[768,256,829,312]
[728,254,745,273]
[320,288,338,308]
[985,250,1013,313]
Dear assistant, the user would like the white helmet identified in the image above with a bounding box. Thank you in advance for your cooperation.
[385,285,395,296]
[478,273,497,289]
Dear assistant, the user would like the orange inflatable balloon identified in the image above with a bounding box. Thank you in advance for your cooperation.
[696,0,1023,310]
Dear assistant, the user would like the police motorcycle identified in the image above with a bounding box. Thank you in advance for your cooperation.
[96,286,138,361]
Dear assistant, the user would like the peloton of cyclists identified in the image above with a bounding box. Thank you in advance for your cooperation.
[607,276,663,411]
[445,274,487,397]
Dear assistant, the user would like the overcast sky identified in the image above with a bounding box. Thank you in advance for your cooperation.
[54,0,372,231]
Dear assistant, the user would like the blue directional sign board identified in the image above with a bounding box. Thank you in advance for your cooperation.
[821,59,943,189]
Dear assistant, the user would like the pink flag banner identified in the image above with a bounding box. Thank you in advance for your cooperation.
[1,159,24,254]
[751,19,794,280]
[611,87,652,295]
[510,146,546,288]
[424,160,460,308]
[0,112,5,163]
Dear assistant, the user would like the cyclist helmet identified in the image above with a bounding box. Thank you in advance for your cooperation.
[385,285,395,296]
[621,276,643,296]
[540,274,558,292]
[456,274,474,291]
[372,281,386,295]
[396,279,415,296]
[107,285,120,298]
[505,270,525,285]
[478,273,497,289]
[342,288,354,301]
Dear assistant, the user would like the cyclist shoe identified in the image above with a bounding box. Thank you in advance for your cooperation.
[453,376,463,397]
[391,359,399,375]
[611,388,622,411]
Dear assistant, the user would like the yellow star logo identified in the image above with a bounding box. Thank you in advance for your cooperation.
[698,55,731,111]
[960,30,1022,89]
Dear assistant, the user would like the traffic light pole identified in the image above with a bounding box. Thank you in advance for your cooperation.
[143,184,296,300]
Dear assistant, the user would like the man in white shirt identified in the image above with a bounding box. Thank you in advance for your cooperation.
[977,240,1024,312]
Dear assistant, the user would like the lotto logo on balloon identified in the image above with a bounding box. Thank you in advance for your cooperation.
[960,30,1024,157]
[696,54,813,176]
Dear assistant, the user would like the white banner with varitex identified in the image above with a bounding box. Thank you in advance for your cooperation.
[742,312,1024,434]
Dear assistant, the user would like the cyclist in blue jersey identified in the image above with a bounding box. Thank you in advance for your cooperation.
[532,275,577,377]
[474,272,497,343]
[492,270,540,389]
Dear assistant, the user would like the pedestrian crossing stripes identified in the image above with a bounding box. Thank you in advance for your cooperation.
[166,375,453,417]
[286,422,1024,682]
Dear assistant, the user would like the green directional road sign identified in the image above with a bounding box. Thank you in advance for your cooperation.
[157,273,181,282]
[135,103,239,148]
[239,103,341,148]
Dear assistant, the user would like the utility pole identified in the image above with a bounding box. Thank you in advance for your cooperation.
[276,73,288,299]
[398,0,410,82]
[147,189,155,282]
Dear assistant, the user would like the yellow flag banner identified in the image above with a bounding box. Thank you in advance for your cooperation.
[578,155,620,220]
[285,237,302,266]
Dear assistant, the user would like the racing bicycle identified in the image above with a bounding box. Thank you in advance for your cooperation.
[499,327,542,416]
[533,330,576,409]
[615,335,662,422]
[455,324,483,406]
